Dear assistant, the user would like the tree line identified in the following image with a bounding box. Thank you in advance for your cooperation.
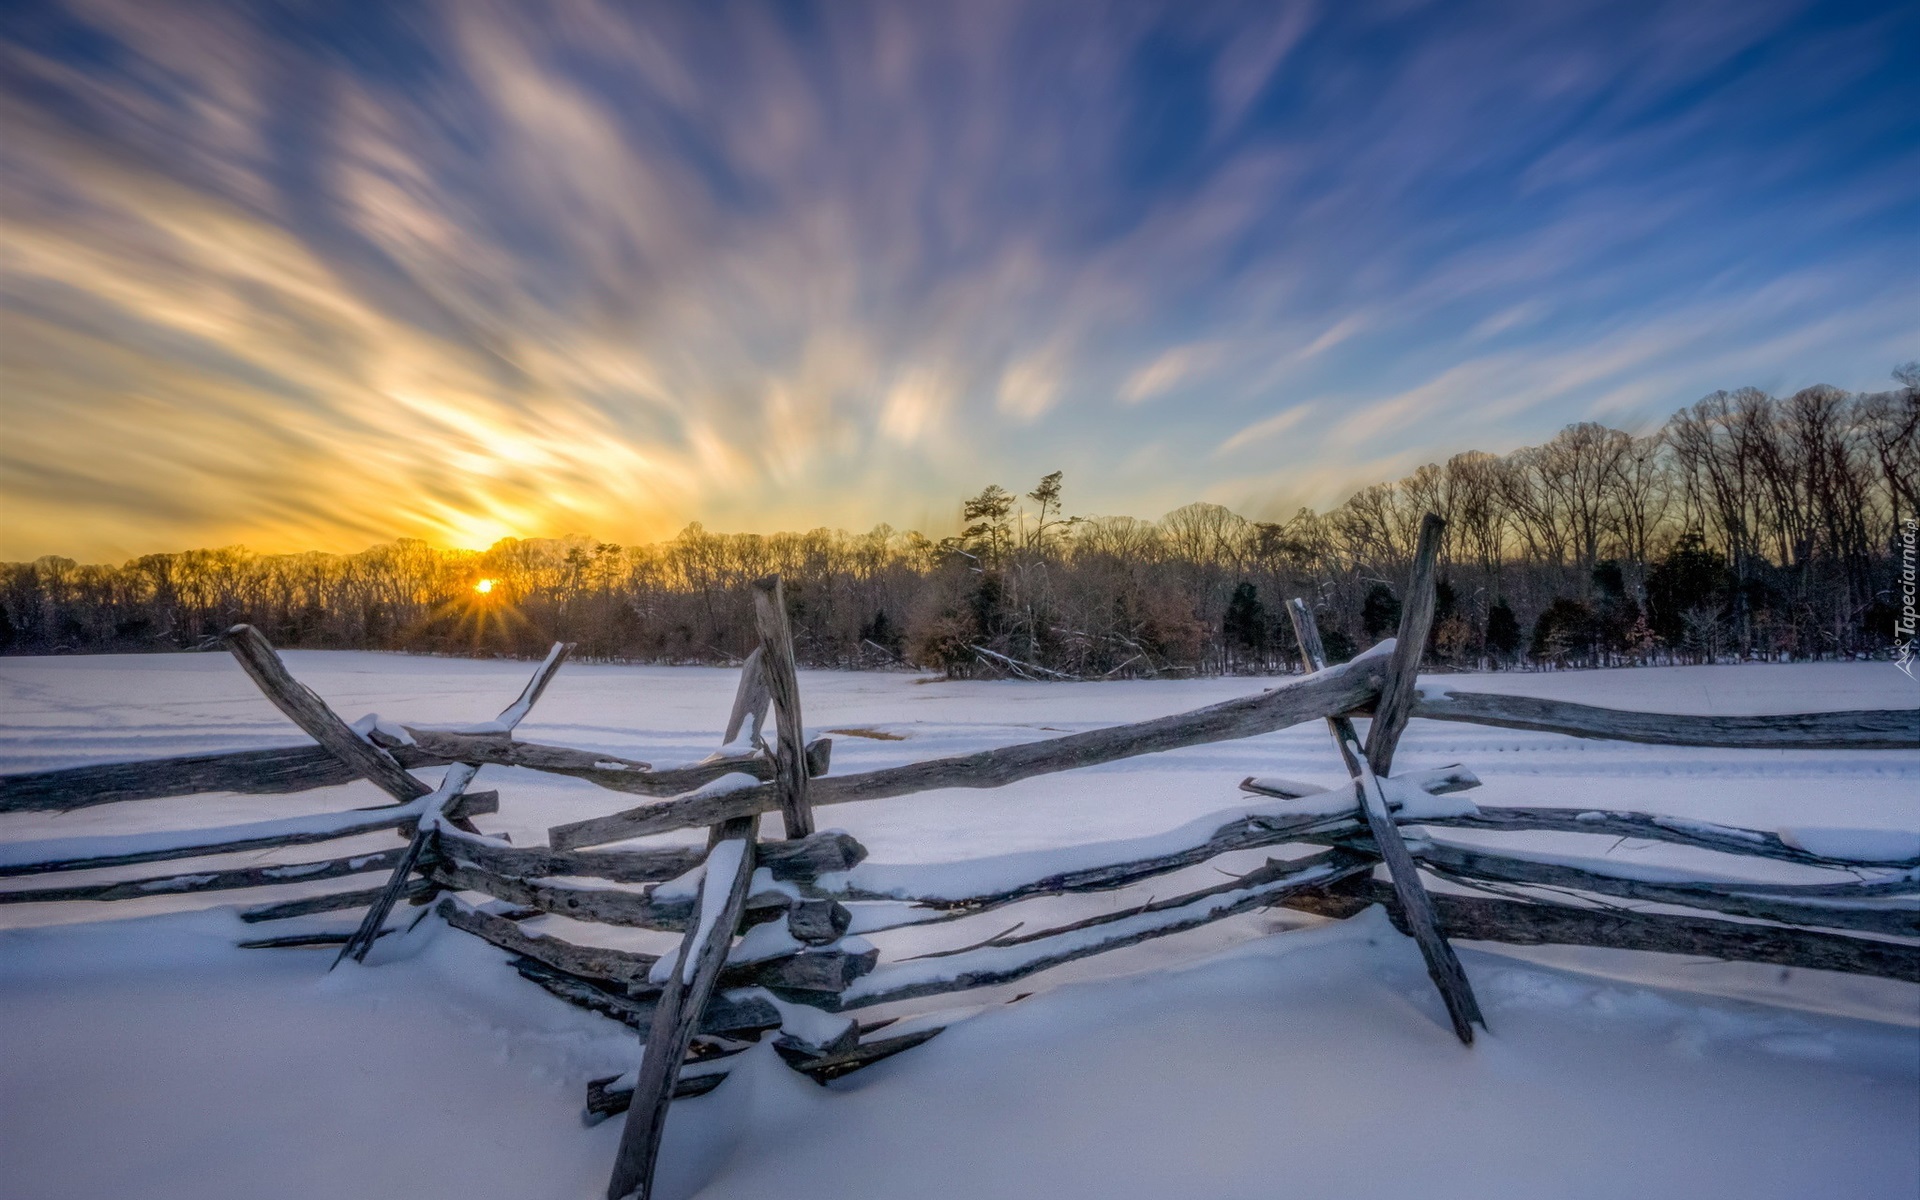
[6,369,1915,675]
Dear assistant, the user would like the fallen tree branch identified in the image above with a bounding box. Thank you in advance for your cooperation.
[969,645,1081,682]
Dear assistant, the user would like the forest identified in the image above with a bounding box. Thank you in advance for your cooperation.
[6,374,1916,676]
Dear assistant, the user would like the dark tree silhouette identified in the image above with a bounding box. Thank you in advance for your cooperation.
[1362,584,1402,639]
[8,369,1914,673]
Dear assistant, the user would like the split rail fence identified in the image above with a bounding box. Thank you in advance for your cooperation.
[3,518,1916,1200]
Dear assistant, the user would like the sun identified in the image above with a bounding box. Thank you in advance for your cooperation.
[415,574,533,653]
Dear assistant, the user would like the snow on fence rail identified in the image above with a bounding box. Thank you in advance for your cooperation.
[2,516,1916,1200]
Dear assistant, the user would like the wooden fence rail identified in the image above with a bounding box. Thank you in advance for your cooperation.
[5,687,1900,818]
[1404,691,1917,750]
[549,649,1398,849]
[1283,881,1920,982]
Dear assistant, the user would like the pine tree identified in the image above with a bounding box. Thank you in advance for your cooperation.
[1361,583,1401,639]
[1223,582,1266,669]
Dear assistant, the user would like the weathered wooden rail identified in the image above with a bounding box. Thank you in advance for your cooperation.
[2,518,1915,1200]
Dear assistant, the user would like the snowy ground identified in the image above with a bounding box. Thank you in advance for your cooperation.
[1,654,1917,1199]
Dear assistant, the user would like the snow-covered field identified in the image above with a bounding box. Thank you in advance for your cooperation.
[2,654,1916,1199]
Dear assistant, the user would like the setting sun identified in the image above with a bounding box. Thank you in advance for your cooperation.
[473,578,496,595]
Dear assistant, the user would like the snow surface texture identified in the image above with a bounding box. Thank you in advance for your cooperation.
[2,655,1917,1199]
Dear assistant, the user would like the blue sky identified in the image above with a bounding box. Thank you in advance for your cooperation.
[2,0,1915,559]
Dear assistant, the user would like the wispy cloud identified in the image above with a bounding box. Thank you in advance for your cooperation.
[1,0,1914,559]
[1120,343,1221,405]
[1215,404,1317,456]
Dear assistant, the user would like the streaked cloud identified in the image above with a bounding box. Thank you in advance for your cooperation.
[1,0,1914,560]
[880,368,956,447]
[1121,343,1221,406]
[998,352,1065,423]
[1215,405,1316,457]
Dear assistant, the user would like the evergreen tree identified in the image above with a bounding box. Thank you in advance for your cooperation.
[1319,628,1357,664]
[1486,601,1521,663]
[1223,582,1266,668]
[1361,583,1401,639]
[1646,534,1732,650]
[1532,597,1599,666]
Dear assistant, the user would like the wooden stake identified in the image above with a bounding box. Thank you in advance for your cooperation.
[751,576,815,838]
[492,641,573,730]
[1287,596,1486,1044]
[1364,513,1446,777]
[223,624,431,802]
[606,816,759,1200]
[338,645,579,965]
[332,764,476,968]
[721,646,771,749]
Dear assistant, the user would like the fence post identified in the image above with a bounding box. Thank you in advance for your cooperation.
[605,613,815,1199]
[721,646,771,750]
[331,644,573,967]
[605,815,759,1200]
[1364,513,1445,777]
[752,575,816,838]
[1287,589,1486,1045]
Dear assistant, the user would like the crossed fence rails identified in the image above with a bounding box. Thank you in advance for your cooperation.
[4,516,1916,1200]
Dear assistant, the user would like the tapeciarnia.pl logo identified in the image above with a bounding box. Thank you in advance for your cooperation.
[1897,517,1917,680]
